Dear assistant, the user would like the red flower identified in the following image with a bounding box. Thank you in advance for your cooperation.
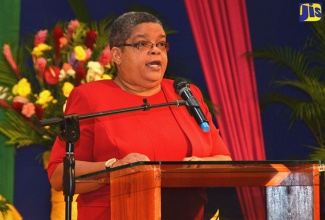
[3,44,21,78]
[84,30,97,50]
[12,101,23,113]
[0,99,10,108]
[75,66,86,86]
[45,66,60,85]
[34,30,48,47]
[36,57,47,82]
[35,105,44,120]
[53,26,64,65]
[98,45,112,66]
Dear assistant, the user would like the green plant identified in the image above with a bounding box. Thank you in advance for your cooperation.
[247,18,325,160]
[0,196,9,218]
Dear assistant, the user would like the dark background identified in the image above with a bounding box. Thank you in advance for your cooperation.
[13,0,321,219]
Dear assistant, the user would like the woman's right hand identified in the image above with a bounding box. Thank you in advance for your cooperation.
[112,153,150,168]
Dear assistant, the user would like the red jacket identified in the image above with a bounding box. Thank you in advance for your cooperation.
[47,78,230,219]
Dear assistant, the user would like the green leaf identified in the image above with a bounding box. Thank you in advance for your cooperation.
[0,109,44,148]
[0,196,10,218]
[67,0,91,23]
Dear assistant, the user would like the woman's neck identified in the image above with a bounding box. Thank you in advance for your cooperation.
[113,77,161,96]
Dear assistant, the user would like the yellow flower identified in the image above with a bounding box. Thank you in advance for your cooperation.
[31,43,52,57]
[12,78,32,97]
[36,90,53,108]
[74,46,86,61]
[62,82,74,97]
[42,150,51,169]
[102,74,112,80]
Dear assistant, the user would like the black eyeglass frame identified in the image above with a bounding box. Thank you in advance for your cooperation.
[117,41,170,52]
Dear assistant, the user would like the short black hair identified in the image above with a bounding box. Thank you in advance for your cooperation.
[109,11,163,48]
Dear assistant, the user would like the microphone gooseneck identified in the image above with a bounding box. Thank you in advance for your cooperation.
[173,78,210,132]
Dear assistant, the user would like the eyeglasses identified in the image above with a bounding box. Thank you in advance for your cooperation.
[117,41,170,52]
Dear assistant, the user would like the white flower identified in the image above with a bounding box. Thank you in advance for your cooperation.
[59,69,76,81]
[86,61,104,82]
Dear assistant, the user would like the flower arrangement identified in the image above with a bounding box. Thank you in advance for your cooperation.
[0,18,115,166]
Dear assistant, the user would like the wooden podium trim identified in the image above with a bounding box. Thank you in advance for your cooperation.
[110,167,162,219]
[75,161,321,219]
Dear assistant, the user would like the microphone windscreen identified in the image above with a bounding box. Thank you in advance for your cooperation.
[173,78,187,95]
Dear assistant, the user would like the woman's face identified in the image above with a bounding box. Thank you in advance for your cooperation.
[113,22,168,93]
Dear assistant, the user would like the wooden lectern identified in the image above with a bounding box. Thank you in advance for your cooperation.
[75,161,322,219]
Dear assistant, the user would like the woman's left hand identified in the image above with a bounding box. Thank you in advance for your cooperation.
[183,155,232,161]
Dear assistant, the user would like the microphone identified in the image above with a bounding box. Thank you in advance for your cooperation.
[173,78,210,132]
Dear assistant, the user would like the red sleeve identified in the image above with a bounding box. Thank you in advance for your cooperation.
[47,86,95,179]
